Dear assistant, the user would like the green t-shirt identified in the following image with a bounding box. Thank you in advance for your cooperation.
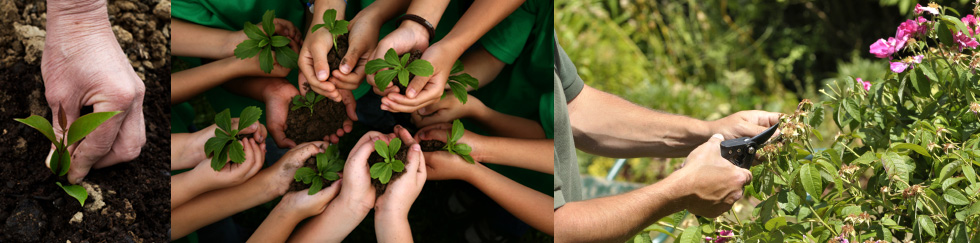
[554,36,585,209]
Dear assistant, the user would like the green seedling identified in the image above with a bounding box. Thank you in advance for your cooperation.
[365,48,434,92]
[293,144,344,195]
[444,120,475,164]
[14,106,120,206]
[444,60,479,104]
[234,10,299,74]
[369,138,405,184]
[204,106,262,171]
[290,92,326,116]
[309,9,349,55]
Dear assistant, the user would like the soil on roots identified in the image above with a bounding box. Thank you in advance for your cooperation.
[367,144,409,197]
[284,96,347,144]
[287,156,336,193]
[419,140,446,152]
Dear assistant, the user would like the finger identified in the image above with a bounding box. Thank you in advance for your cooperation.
[312,43,332,82]
[405,144,422,176]
[309,79,341,102]
[339,37,365,75]
[71,88,141,183]
[317,178,342,203]
[340,91,358,121]
[328,71,362,90]
[404,72,431,99]
[343,119,353,133]
[381,96,437,113]
[393,125,416,145]
[419,128,449,142]
[417,99,450,116]
[410,144,426,184]
[740,168,753,186]
[246,138,264,178]
[346,134,380,169]
[298,49,317,96]
[756,111,783,127]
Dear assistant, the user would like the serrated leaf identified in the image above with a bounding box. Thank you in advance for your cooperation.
[65,111,120,146]
[917,215,936,237]
[374,140,389,159]
[237,106,262,131]
[14,115,57,143]
[270,36,290,47]
[450,119,465,145]
[309,178,323,195]
[212,144,231,171]
[243,22,264,40]
[801,163,822,201]
[229,140,245,163]
[384,49,399,66]
[56,182,88,207]
[406,59,433,77]
[260,45,273,74]
[397,69,409,87]
[451,73,479,89]
[234,39,262,59]
[944,188,971,205]
[678,225,701,243]
[448,81,468,104]
[204,136,227,158]
[391,160,405,172]
[375,69,398,90]
[450,60,463,74]
[365,59,392,74]
[262,10,275,36]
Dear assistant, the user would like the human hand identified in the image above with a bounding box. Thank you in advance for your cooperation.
[226,18,302,59]
[192,137,266,191]
[42,1,146,184]
[332,131,391,218]
[328,11,383,91]
[262,81,300,148]
[669,134,751,218]
[366,22,431,95]
[411,94,484,127]
[263,141,329,197]
[420,150,476,181]
[415,123,485,161]
[376,141,425,218]
[709,110,782,140]
[172,118,268,170]
[277,180,342,219]
[380,43,456,113]
[298,9,348,101]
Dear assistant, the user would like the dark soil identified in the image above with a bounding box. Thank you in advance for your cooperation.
[0,0,170,242]
[367,144,409,197]
[287,156,336,192]
[419,140,446,152]
[284,95,347,144]
[326,34,349,71]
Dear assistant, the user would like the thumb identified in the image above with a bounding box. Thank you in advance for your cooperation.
[339,43,362,75]
[405,74,429,99]
[67,159,93,184]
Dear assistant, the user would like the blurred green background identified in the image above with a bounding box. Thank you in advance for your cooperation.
[555,0,974,186]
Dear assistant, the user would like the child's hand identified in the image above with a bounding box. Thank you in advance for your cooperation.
[225,18,302,59]
[173,118,267,170]
[411,94,485,127]
[277,180,342,219]
[375,142,425,217]
[192,137,266,190]
[366,23,432,96]
[421,150,476,181]
[331,131,388,217]
[415,123,484,161]
[380,44,456,113]
[265,141,329,196]
[327,11,382,92]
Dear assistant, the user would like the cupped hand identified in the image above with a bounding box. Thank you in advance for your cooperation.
[411,94,482,127]
[194,137,266,190]
[328,12,382,91]
[671,134,751,218]
[376,142,425,216]
[262,80,300,148]
[171,118,267,170]
[278,180,342,219]
[42,5,145,184]
[366,22,431,95]
[415,123,484,160]
[226,18,302,58]
[334,131,388,217]
[265,141,328,196]
[710,110,782,140]
[298,13,346,101]
[421,150,475,181]
[380,44,456,113]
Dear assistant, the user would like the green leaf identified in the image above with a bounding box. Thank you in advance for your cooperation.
[406,59,434,77]
[365,59,392,74]
[316,152,328,172]
[448,82,468,104]
[375,69,398,90]
[391,159,405,172]
[50,148,70,176]
[262,10,275,36]
[215,109,232,133]
[324,143,339,159]
[56,182,88,207]
[65,111,120,146]
[882,151,913,183]
[397,69,409,87]
[384,48,400,67]
[204,136,227,158]
[228,140,246,163]
[258,38,268,47]
[14,115,57,143]
[764,216,788,231]
[295,167,317,183]
[910,67,929,97]
[237,106,262,131]
[322,9,337,27]
[843,98,861,123]
[453,143,471,155]
[212,144,231,171]
[323,172,339,181]
[260,45,273,74]
[309,178,323,195]
[891,143,930,157]
[234,39,262,59]
[963,163,977,184]
[941,16,974,39]
[450,120,465,143]
[800,163,822,201]
[678,225,701,243]
[389,138,402,158]
[379,164,393,184]
[310,24,325,33]
[937,21,955,48]
[450,73,479,88]
[243,22,264,40]
[920,64,939,82]
[917,215,936,237]
[329,21,348,37]
[400,53,410,67]
[450,60,464,74]
[370,162,387,179]
[274,46,299,69]
[374,140,389,159]
[270,36,290,47]
[461,154,475,164]
[853,151,876,165]
[944,188,971,205]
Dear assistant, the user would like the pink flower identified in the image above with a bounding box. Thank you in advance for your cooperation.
[858,78,871,91]
[870,37,906,59]
[953,31,980,51]
[915,3,939,15]
[896,18,929,40]
[963,15,979,34]
[890,55,924,73]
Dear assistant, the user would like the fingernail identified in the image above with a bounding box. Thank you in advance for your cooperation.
[340,64,351,74]
[712,134,724,140]
[317,70,328,81]
[407,88,417,98]
[412,144,421,151]
[380,104,389,111]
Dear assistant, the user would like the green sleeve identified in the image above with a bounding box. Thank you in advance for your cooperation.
[479,0,548,64]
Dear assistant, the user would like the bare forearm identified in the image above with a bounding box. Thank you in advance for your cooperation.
[171,19,236,58]
[171,172,277,239]
[474,137,552,174]
[171,58,241,104]
[221,77,289,102]
[554,179,684,242]
[170,171,209,209]
[568,85,710,158]
[361,0,411,24]
[248,207,301,243]
[311,0,347,30]
[472,106,545,139]
[374,212,413,243]
[436,0,523,59]
[291,201,368,242]
[170,133,197,170]
[460,47,505,89]
[467,164,553,235]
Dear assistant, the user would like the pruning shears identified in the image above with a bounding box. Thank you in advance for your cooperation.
[720,122,780,169]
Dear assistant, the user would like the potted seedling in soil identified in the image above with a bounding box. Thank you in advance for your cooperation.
[419,120,474,163]
[13,106,120,206]
[204,106,262,171]
[367,137,408,195]
[234,10,299,74]
[284,88,348,144]
[291,144,343,195]
[444,60,479,104]
[311,9,350,71]
[365,48,433,97]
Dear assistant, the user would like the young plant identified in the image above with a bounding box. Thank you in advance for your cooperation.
[369,138,405,184]
[204,106,262,171]
[443,120,475,164]
[365,48,434,92]
[445,60,479,104]
[234,10,299,74]
[290,92,326,116]
[309,9,349,55]
[14,106,121,206]
[293,144,343,195]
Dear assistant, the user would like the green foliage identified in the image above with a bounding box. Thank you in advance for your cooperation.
[310,9,349,55]
[205,106,262,171]
[290,92,326,116]
[14,108,119,208]
[443,120,475,164]
[293,144,344,195]
[444,60,479,104]
[365,48,434,92]
[369,138,405,184]
[234,10,298,74]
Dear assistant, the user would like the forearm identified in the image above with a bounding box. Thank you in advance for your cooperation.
[290,199,369,242]
[568,85,710,158]
[554,179,685,242]
[171,58,242,104]
[404,0,449,28]
[248,206,301,243]
[466,164,553,235]
[170,133,196,170]
[171,19,237,58]
[311,0,347,31]
[434,0,523,59]
[221,76,291,102]
[472,106,545,139]
[171,171,278,239]
[474,137,553,174]
[170,170,210,209]
[374,211,413,243]
[460,47,505,89]
[361,0,411,24]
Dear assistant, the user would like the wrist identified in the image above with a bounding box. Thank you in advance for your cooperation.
[693,119,713,140]
[398,20,431,46]
[659,171,693,210]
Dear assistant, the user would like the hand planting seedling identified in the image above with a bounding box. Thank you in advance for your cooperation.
[205,106,262,171]
[365,48,434,93]
[293,144,343,195]
[444,60,479,104]
[443,120,475,164]
[369,138,406,184]
[234,10,299,74]
[309,9,349,56]
[290,92,326,116]
[14,106,120,206]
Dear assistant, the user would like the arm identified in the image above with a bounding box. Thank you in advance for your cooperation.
[248,185,342,243]
[171,137,264,209]
[170,58,244,105]
[413,94,545,139]
[467,163,553,235]
[417,125,552,174]
[460,46,506,89]
[247,206,303,243]
[171,19,237,59]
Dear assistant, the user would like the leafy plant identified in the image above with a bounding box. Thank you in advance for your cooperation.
[204,106,262,171]
[310,9,349,55]
[445,60,479,104]
[369,138,405,184]
[234,10,299,74]
[293,144,343,195]
[365,48,434,93]
[443,120,475,164]
[290,92,326,116]
[14,107,120,206]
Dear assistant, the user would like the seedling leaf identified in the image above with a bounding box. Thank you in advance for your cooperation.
[323,9,337,27]
[329,21,348,37]
[405,59,434,77]
[216,109,232,132]
[461,154,475,164]
[389,138,402,158]
[391,160,405,172]
[56,182,88,207]
[65,111,121,146]
[316,152,329,172]
[260,46,273,73]
[262,10,275,36]
[237,106,263,131]
[365,59,392,74]
[400,53,410,67]
[323,172,340,181]
[370,162,387,179]
[51,148,70,176]
[450,60,464,74]
[397,69,409,87]
[451,73,479,88]
[243,22,264,40]
[14,115,57,143]
[379,164,392,184]
[295,167,317,183]
[309,178,323,195]
[375,140,389,159]
[229,140,246,163]
[384,49,399,66]
[448,82,467,104]
[274,46,299,69]
[453,143,471,155]
[270,36,290,47]
[375,69,398,90]
[450,119,464,142]
[234,39,262,60]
